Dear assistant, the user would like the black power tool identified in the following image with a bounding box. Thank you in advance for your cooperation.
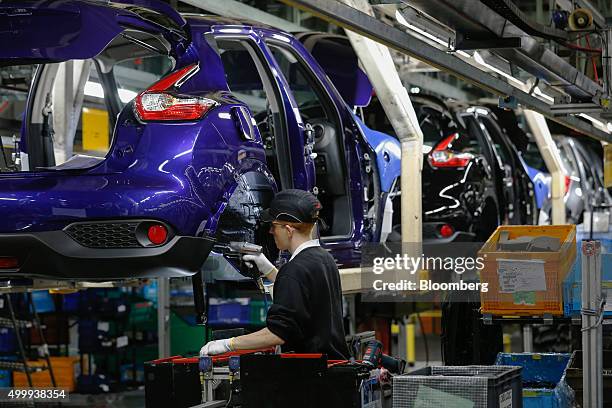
[362,340,406,374]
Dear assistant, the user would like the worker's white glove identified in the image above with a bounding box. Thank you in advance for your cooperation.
[242,253,276,276]
[200,338,232,356]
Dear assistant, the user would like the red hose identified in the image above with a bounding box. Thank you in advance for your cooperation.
[562,40,602,54]
[586,35,600,82]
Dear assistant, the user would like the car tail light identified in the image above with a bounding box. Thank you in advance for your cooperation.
[564,175,571,194]
[147,224,168,245]
[428,133,474,168]
[439,224,454,238]
[0,257,18,269]
[135,64,217,121]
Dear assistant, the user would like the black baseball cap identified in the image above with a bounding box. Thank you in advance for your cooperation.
[261,189,322,224]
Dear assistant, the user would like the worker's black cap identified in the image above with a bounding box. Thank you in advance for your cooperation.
[261,189,322,224]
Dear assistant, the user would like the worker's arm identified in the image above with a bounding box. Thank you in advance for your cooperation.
[233,327,284,350]
[265,268,278,282]
[200,328,284,356]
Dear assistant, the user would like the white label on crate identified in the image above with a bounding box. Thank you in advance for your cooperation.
[97,321,110,332]
[497,259,546,293]
[499,389,512,408]
[116,335,128,348]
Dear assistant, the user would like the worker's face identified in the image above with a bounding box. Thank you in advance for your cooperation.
[269,222,294,251]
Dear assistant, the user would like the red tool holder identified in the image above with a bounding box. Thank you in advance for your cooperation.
[149,348,275,365]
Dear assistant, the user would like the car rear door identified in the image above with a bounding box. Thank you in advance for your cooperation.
[0,0,190,61]
[479,115,536,224]
[476,113,525,224]
[263,32,375,266]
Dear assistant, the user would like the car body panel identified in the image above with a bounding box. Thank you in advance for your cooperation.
[0,0,190,62]
[524,162,550,209]
[353,116,401,193]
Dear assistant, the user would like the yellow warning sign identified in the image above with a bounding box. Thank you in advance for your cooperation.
[82,108,109,152]
[605,144,612,188]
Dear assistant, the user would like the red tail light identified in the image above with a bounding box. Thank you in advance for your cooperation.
[428,133,474,168]
[0,257,18,269]
[135,64,217,121]
[147,224,168,245]
[564,175,571,194]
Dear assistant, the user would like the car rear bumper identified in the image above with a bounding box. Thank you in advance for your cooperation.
[423,231,476,244]
[0,231,214,280]
[423,222,476,244]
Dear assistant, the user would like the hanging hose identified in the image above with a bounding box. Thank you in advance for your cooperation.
[561,40,602,54]
[585,35,600,82]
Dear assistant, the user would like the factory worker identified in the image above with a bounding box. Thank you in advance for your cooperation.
[200,189,349,360]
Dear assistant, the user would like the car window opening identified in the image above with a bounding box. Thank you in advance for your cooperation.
[0,30,174,173]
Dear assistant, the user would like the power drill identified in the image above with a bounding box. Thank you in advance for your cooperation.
[227,241,266,293]
[362,340,406,374]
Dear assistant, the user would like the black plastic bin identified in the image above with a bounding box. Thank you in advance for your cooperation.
[393,365,523,408]
[240,354,373,408]
[144,357,201,408]
[564,350,612,408]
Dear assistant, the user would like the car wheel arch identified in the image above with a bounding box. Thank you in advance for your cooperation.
[201,164,277,249]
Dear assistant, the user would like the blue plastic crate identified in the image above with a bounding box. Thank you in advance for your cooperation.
[62,292,81,312]
[31,290,55,313]
[0,369,11,387]
[563,241,612,318]
[495,353,574,408]
[207,298,250,325]
[0,328,16,353]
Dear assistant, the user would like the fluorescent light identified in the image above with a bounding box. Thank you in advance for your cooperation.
[533,87,555,103]
[396,10,448,47]
[578,113,605,129]
[473,52,525,87]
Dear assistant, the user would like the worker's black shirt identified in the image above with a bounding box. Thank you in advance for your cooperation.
[266,246,349,360]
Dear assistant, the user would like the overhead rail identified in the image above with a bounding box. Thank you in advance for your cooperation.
[399,1,601,102]
[279,0,612,143]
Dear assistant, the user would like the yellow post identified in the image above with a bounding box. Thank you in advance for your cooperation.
[406,318,415,366]
[503,333,511,353]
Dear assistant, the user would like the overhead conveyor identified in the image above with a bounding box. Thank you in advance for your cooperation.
[279,0,612,144]
[404,0,601,102]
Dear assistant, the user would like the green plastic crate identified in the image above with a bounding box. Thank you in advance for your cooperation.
[249,300,270,326]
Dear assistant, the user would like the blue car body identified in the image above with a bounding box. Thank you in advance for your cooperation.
[0,0,399,279]
[523,163,551,209]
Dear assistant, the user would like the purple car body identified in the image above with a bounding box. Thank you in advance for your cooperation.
[0,0,400,280]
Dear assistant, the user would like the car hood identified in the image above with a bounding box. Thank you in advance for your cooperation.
[0,0,190,63]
